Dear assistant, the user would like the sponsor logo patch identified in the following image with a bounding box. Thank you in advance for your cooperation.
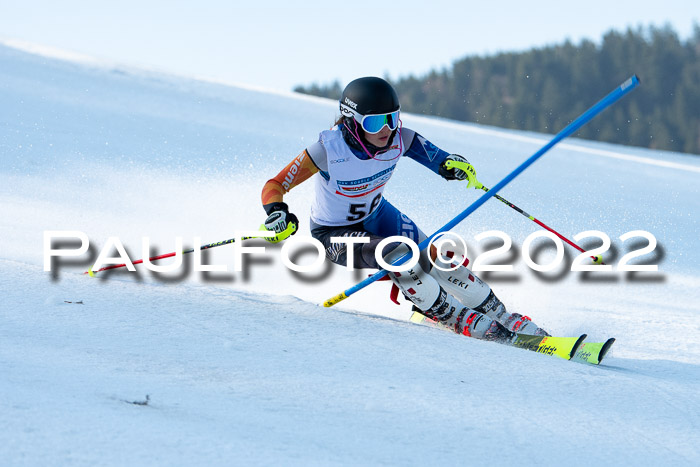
[335,166,396,197]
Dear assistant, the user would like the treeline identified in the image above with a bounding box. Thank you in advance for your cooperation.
[295,24,700,155]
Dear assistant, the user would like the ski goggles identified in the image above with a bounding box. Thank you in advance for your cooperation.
[353,110,401,134]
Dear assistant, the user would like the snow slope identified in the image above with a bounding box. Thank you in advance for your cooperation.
[1,42,699,465]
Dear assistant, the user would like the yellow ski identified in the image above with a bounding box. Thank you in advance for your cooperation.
[410,311,588,361]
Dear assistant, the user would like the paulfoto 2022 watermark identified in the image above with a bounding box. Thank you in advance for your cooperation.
[43,229,660,277]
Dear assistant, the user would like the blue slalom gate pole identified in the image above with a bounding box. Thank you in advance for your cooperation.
[323,75,640,307]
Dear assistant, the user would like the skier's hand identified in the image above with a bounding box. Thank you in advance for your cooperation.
[440,155,481,189]
[262,202,299,242]
[440,154,472,180]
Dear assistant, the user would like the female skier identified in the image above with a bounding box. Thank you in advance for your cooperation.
[260,77,548,341]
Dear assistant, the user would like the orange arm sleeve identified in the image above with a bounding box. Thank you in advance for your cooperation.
[261,150,319,206]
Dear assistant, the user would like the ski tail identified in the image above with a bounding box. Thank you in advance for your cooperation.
[410,310,449,330]
[572,337,616,365]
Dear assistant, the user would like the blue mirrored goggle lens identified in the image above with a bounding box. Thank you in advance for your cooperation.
[361,111,400,134]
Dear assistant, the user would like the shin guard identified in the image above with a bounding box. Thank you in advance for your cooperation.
[428,264,491,309]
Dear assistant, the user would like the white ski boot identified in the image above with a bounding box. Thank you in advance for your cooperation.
[389,266,514,342]
[428,262,549,336]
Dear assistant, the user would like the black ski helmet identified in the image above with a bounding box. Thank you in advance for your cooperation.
[339,77,400,118]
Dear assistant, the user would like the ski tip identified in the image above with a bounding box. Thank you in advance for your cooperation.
[596,337,616,364]
[569,334,588,360]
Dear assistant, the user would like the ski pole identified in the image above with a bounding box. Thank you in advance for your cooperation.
[444,159,604,264]
[322,75,639,307]
[85,223,297,276]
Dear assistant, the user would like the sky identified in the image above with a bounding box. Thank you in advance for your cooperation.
[0,0,698,92]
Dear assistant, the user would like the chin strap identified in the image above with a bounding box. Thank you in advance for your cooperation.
[343,120,403,161]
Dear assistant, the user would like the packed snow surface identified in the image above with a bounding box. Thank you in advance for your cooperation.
[1,42,699,465]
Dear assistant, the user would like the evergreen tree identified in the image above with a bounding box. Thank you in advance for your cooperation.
[294,24,700,155]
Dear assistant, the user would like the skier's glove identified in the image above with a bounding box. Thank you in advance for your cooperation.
[440,154,481,189]
[439,154,471,180]
[262,202,299,242]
